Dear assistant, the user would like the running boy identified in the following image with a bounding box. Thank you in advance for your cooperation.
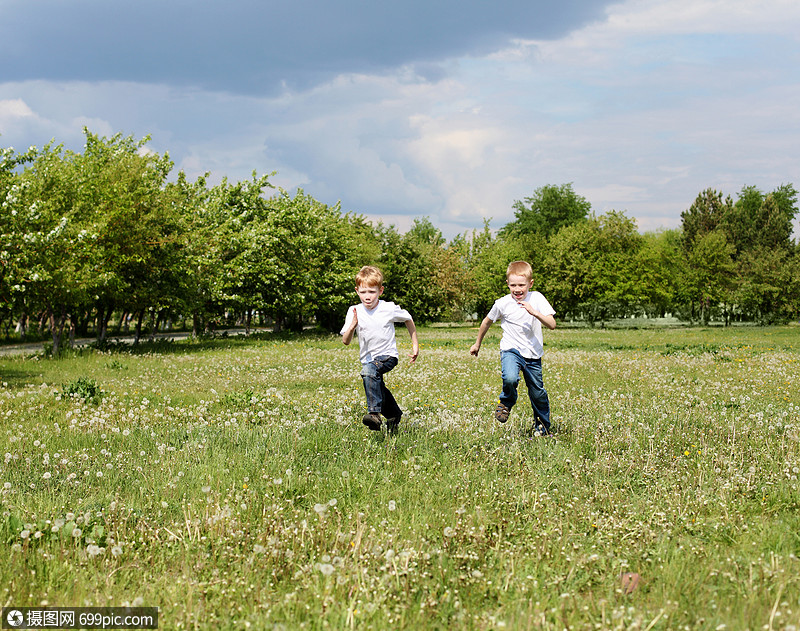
[341,266,419,433]
[469,261,556,434]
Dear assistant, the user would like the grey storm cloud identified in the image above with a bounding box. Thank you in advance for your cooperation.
[3,0,612,93]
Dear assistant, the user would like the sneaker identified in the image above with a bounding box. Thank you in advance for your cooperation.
[495,403,510,424]
[385,417,400,435]
[533,424,554,438]
[362,412,383,431]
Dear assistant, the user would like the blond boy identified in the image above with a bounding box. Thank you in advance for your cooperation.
[470,261,556,434]
[341,266,419,433]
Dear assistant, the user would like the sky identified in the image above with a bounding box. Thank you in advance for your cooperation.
[2,0,799,239]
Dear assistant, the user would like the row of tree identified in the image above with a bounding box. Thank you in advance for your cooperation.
[1,131,798,353]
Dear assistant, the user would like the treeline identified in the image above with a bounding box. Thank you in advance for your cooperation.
[1,131,798,353]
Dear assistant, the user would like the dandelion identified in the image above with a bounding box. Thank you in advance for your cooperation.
[313,503,328,515]
[72,528,82,539]
[328,498,337,507]
[341,471,350,480]
[86,544,104,557]
[201,486,211,494]
[20,530,30,540]
[111,545,123,557]
[318,563,335,576]
[272,478,283,486]
[388,500,397,511]
[253,544,266,554]
[443,527,456,538]
[42,472,51,479]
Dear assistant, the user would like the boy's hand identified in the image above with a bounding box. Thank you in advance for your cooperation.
[346,307,358,331]
[409,346,419,364]
[517,300,536,316]
[341,307,359,345]
[469,342,480,356]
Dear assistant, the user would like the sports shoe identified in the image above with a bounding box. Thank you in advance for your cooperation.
[533,424,554,438]
[362,412,383,431]
[385,417,400,435]
[495,403,510,423]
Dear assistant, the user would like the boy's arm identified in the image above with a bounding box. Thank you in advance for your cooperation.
[518,302,556,330]
[469,316,494,356]
[341,308,358,345]
[404,319,419,363]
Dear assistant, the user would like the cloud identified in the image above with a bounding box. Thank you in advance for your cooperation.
[1,0,612,95]
[1,0,799,240]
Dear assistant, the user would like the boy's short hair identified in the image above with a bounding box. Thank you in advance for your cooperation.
[355,265,384,288]
[506,260,533,281]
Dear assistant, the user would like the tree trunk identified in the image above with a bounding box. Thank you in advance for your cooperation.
[97,303,113,343]
[134,311,145,345]
[149,311,160,342]
[49,308,67,355]
[192,312,201,338]
[68,314,77,348]
[16,313,27,340]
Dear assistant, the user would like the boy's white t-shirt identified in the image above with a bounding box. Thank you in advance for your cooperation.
[487,291,555,359]
[340,300,413,363]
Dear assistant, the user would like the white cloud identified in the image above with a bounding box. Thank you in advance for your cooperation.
[0,0,799,239]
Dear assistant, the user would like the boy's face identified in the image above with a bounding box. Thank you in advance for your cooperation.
[507,274,533,302]
[356,283,384,309]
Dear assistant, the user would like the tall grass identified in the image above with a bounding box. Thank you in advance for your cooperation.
[1,326,798,629]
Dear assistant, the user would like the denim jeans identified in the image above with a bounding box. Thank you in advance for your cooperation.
[361,355,401,419]
[500,349,550,429]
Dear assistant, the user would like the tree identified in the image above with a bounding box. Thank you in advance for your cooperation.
[680,230,735,325]
[632,230,683,317]
[680,189,733,250]
[545,210,643,325]
[0,144,38,337]
[501,183,591,238]
[462,221,526,317]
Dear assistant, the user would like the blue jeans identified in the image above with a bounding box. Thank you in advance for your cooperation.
[500,349,550,429]
[361,355,401,419]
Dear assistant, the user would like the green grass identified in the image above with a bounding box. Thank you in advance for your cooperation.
[1,325,799,629]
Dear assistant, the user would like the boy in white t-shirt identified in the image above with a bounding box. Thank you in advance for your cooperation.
[470,261,556,435]
[341,266,419,433]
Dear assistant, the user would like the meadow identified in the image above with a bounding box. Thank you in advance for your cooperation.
[1,324,799,630]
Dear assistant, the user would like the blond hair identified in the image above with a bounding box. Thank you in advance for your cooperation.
[506,260,533,281]
[355,265,384,288]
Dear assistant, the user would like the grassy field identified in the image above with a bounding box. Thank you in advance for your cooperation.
[1,324,799,630]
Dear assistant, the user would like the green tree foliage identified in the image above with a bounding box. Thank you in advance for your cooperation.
[462,221,526,317]
[501,183,591,239]
[680,189,733,250]
[545,210,645,325]
[680,184,798,323]
[680,230,735,325]
[2,131,798,337]
[632,230,683,317]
